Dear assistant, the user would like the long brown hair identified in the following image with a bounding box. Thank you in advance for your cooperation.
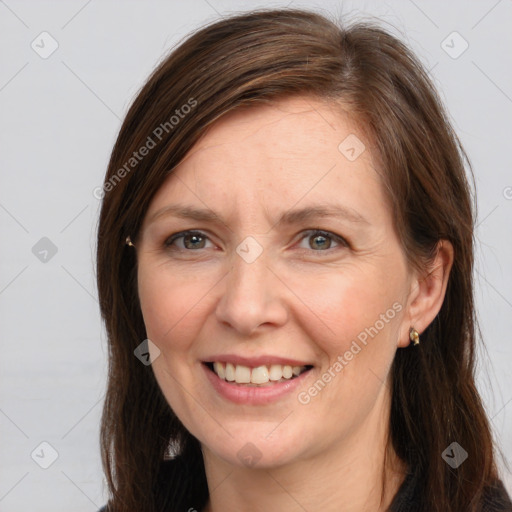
[96,8,502,511]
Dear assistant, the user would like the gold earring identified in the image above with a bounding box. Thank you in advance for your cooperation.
[409,327,420,346]
[125,236,135,247]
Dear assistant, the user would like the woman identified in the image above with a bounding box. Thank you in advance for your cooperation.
[96,8,512,512]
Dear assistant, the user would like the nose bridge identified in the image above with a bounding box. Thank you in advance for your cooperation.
[230,251,268,298]
[215,237,287,335]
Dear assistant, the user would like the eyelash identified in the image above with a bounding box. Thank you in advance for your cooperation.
[164,229,349,255]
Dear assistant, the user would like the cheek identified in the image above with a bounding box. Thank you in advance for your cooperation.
[292,269,406,423]
[290,262,403,356]
[137,262,208,356]
[290,269,404,429]
[136,262,214,430]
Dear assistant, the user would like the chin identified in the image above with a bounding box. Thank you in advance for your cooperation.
[196,418,313,470]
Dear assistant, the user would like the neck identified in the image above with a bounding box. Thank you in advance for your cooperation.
[201,386,407,512]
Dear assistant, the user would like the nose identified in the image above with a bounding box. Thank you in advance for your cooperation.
[215,245,288,337]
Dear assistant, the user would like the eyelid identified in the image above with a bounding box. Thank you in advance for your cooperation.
[297,229,349,250]
[164,230,215,249]
[164,229,349,253]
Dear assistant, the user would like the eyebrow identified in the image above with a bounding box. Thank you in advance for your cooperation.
[148,203,369,227]
[276,204,369,226]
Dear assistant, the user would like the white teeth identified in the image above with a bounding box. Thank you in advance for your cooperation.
[211,362,309,384]
[251,365,269,384]
[225,362,236,382]
[235,365,251,383]
[213,362,225,380]
[269,364,283,381]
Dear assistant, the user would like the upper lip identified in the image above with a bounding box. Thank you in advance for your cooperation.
[203,354,313,367]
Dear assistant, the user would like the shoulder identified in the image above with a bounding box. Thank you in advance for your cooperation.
[389,470,512,511]
[95,457,207,512]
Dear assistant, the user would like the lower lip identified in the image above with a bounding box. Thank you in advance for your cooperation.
[203,363,312,405]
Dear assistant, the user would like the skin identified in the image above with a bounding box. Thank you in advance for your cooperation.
[135,96,454,512]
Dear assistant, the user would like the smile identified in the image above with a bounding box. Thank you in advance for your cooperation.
[206,361,312,385]
[202,359,314,405]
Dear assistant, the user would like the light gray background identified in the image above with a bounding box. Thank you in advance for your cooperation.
[0,0,511,510]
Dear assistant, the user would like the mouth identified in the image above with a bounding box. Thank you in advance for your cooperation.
[203,361,314,386]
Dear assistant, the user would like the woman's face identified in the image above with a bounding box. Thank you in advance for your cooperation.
[136,96,416,468]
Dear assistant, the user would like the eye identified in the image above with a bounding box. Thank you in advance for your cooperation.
[164,230,214,250]
[297,230,348,252]
[163,229,348,254]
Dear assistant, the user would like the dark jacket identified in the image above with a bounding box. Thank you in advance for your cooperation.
[98,466,512,511]
[389,469,512,511]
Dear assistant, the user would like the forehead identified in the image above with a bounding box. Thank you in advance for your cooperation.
[183,96,367,167]
[144,96,388,229]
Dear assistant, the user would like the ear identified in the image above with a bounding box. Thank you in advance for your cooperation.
[397,239,454,348]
